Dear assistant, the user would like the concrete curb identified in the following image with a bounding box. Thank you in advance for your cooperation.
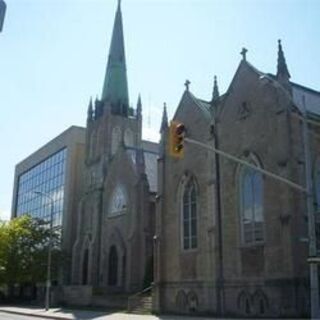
[0,309,71,320]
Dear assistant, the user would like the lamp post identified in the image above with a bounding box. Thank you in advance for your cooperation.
[34,191,54,311]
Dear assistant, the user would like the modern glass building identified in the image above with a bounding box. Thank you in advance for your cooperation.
[11,126,85,284]
[16,148,67,227]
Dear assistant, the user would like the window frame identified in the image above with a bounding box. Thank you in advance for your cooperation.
[180,178,198,251]
[239,162,265,246]
[109,184,128,217]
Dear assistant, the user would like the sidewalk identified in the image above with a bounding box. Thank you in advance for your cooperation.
[0,306,221,320]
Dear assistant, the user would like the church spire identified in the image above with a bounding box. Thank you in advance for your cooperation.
[137,94,142,118]
[87,97,93,122]
[211,75,220,105]
[160,103,168,133]
[101,0,129,116]
[277,39,290,80]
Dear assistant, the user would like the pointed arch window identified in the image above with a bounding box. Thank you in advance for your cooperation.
[240,166,264,245]
[111,127,121,155]
[109,185,127,216]
[182,180,197,250]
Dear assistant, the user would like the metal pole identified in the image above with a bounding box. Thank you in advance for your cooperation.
[211,117,225,316]
[34,191,54,311]
[45,199,53,311]
[185,137,307,193]
[302,96,319,319]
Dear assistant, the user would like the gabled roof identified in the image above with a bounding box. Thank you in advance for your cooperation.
[174,90,212,121]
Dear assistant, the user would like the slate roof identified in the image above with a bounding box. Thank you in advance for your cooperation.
[188,91,212,120]
[126,140,159,193]
[144,151,158,193]
[142,140,158,193]
[245,61,320,118]
[291,83,320,117]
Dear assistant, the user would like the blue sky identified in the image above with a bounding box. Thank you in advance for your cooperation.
[1,0,319,220]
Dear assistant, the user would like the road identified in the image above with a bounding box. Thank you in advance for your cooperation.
[0,312,43,319]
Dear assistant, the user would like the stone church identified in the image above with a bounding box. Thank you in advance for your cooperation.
[64,1,320,318]
[70,0,157,296]
[154,41,320,318]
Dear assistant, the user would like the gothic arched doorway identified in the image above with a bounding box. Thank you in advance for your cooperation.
[108,245,118,286]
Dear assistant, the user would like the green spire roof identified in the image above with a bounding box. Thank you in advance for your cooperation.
[101,0,129,115]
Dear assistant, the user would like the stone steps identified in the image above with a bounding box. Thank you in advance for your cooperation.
[128,296,152,314]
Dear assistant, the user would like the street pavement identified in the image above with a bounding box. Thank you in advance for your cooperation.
[0,312,45,320]
[0,307,310,320]
[0,306,219,320]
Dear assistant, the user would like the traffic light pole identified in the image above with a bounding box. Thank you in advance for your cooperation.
[185,137,306,193]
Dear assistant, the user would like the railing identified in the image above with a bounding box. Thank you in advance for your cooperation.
[127,285,152,312]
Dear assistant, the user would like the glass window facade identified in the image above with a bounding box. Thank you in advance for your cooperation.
[15,148,67,227]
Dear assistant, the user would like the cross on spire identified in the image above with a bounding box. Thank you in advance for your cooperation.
[240,47,248,61]
[184,79,191,91]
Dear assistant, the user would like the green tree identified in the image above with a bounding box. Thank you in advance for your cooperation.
[0,215,61,295]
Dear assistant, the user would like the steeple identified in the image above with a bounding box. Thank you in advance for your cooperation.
[211,75,220,105]
[160,103,168,133]
[277,39,290,80]
[101,0,129,116]
[137,94,142,119]
[87,97,93,122]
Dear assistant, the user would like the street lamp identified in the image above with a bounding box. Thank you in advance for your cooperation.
[33,191,54,311]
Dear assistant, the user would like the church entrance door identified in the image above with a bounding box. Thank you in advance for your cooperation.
[82,248,89,285]
[108,245,118,286]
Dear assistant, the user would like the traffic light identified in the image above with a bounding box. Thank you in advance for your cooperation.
[0,1,6,32]
[169,121,186,159]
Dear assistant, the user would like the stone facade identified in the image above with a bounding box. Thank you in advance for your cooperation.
[11,2,320,317]
[154,47,320,318]
[71,108,157,293]
[69,1,157,300]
